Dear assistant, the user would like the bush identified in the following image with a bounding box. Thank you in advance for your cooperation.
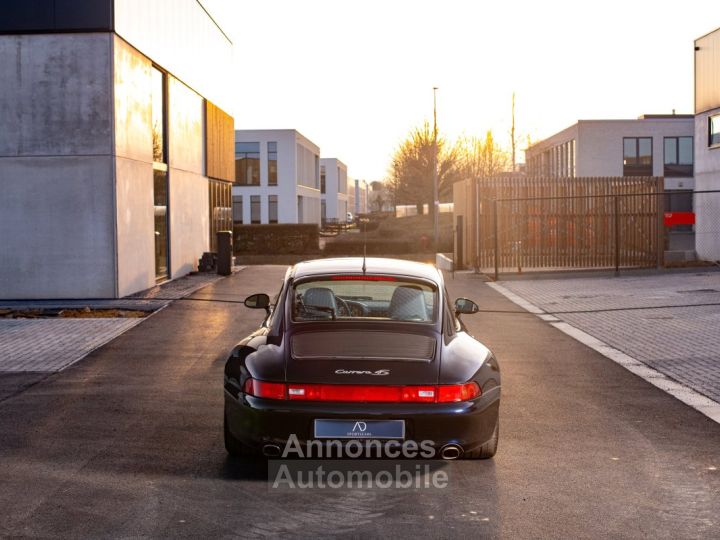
[234,224,319,255]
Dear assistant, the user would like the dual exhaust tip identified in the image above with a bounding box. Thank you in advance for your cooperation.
[262,444,282,457]
[263,443,463,460]
[439,444,463,460]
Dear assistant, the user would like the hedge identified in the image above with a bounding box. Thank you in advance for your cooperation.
[234,224,319,255]
[323,239,415,256]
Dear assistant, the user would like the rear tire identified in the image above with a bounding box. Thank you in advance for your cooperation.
[224,409,257,458]
[465,416,499,459]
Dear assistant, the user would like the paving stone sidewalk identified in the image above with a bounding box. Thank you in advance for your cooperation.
[497,271,720,403]
[0,269,242,374]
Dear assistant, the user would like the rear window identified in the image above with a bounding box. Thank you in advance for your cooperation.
[292,276,437,323]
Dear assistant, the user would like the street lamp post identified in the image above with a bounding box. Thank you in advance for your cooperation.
[432,87,439,250]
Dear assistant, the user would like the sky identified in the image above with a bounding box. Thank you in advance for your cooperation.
[202,0,720,182]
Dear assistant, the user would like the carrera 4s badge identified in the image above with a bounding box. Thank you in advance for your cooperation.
[335,369,390,376]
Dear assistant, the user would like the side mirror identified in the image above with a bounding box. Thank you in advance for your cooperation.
[244,293,270,310]
[454,298,480,315]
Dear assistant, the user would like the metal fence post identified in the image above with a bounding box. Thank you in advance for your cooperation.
[494,199,499,281]
[657,178,665,269]
[614,195,620,276]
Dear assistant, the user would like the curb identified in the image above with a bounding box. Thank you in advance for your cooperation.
[487,281,720,425]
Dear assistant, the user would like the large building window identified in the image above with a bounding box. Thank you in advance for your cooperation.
[269,195,278,224]
[710,115,720,147]
[233,195,243,224]
[151,68,165,164]
[151,66,169,280]
[623,137,653,176]
[320,166,326,194]
[235,142,260,185]
[268,142,278,186]
[250,195,261,224]
[209,179,232,252]
[315,155,320,189]
[664,137,693,177]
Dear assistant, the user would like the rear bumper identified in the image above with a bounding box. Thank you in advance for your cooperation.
[224,386,500,455]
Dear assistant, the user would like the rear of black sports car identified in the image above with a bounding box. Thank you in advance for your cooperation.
[223,263,501,460]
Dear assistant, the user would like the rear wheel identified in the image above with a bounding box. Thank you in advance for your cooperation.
[465,417,499,459]
[224,408,257,458]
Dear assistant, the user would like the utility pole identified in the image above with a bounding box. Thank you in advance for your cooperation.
[510,92,516,173]
[433,87,439,249]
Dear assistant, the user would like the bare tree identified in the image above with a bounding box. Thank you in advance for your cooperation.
[388,122,460,216]
[455,131,511,179]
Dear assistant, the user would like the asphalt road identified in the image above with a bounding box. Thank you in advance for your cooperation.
[0,265,719,539]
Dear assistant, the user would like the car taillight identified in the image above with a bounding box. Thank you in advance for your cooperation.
[286,384,438,403]
[243,378,286,400]
[244,378,480,403]
[436,382,481,402]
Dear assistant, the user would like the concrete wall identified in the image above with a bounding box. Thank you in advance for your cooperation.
[694,108,720,260]
[113,35,155,297]
[168,75,208,277]
[114,0,234,113]
[114,38,210,291]
[0,33,115,299]
[169,169,209,277]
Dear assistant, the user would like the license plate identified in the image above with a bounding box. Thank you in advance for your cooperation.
[314,419,405,439]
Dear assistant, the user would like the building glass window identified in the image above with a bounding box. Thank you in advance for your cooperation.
[623,137,653,176]
[153,169,168,279]
[321,200,326,221]
[233,195,243,224]
[268,142,278,186]
[235,142,260,185]
[315,155,320,189]
[209,179,232,252]
[151,66,169,280]
[250,195,261,224]
[710,115,720,147]
[320,165,326,194]
[664,137,693,177]
[151,68,165,164]
[269,195,278,224]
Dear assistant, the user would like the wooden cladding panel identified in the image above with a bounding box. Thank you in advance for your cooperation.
[206,101,234,182]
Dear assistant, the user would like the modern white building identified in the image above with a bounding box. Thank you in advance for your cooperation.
[526,116,695,189]
[0,0,235,299]
[348,179,370,216]
[320,158,349,222]
[525,115,696,253]
[232,130,321,225]
[694,27,720,260]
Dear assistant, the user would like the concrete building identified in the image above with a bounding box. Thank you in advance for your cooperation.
[0,0,235,299]
[694,27,720,260]
[320,158,349,223]
[232,130,321,225]
[525,115,696,253]
[348,179,370,216]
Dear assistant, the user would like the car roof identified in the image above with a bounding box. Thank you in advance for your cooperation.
[289,257,442,284]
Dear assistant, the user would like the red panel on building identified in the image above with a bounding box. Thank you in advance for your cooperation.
[664,212,695,226]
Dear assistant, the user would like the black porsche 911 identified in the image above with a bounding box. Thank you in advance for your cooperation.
[223,257,501,460]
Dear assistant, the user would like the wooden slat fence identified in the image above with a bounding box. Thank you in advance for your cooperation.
[453,176,664,274]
